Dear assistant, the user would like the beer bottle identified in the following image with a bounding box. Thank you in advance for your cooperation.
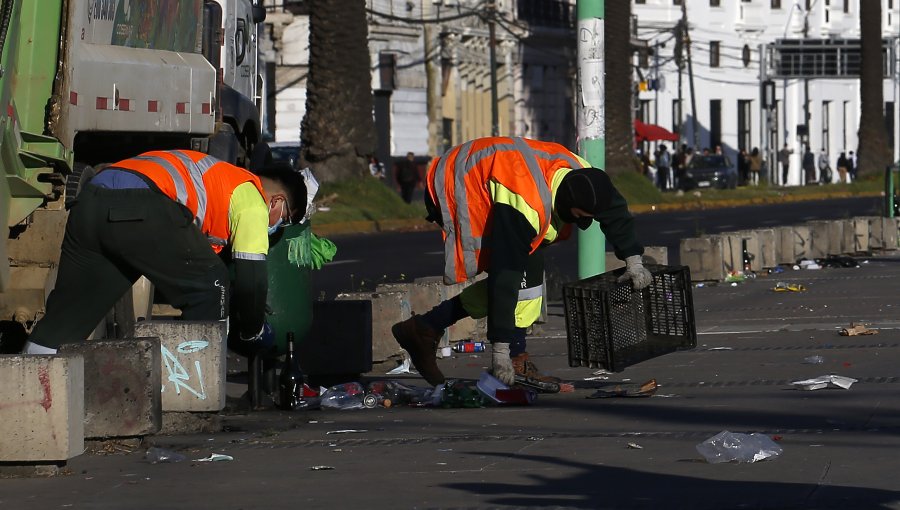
[277,332,304,410]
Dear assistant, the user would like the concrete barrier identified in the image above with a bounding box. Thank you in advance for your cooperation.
[775,225,811,264]
[0,355,84,462]
[750,228,777,268]
[806,220,832,259]
[878,216,899,250]
[679,236,727,281]
[605,246,669,270]
[337,291,409,363]
[133,321,227,412]
[59,338,161,439]
[830,219,855,255]
[851,217,870,253]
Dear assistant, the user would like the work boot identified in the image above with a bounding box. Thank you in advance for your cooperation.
[391,316,445,386]
[512,352,561,384]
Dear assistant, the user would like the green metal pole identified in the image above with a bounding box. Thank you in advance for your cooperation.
[576,0,605,279]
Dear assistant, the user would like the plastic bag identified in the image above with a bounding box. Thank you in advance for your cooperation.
[695,431,783,464]
[145,447,187,464]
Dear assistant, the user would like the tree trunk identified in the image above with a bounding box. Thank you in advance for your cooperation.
[604,0,637,175]
[300,0,376,182]
[857,1,892,179]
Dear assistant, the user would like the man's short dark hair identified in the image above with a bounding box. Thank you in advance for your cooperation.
[257,161,307,223]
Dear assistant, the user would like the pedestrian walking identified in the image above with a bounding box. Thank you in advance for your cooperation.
[737,148,750,186]
[817,148,832,184]
[778,144,793,185]
[656,144,671,191]
[391,136,651,386]
[837,152,849,183]
[748,147,763,186]
[802,146,816,185]
[395,152,421,203]
[848,150,857,181]
[22,150,306,354]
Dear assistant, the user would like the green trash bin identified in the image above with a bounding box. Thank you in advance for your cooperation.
[266,222,314,356]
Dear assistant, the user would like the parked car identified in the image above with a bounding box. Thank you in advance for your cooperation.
[269,141,302,168]
[681,155,737,190]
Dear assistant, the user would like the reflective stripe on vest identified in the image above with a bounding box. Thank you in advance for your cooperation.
[432,137,570,282]
[142,151,220,229]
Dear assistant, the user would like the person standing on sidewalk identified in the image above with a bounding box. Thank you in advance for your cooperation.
[778,144,793,185]
[818,148,832,184]
[391,137,651,387]
[22,150,304,354]
[748,147,763,186]
[802,146,816,185]
[395,152,420,204]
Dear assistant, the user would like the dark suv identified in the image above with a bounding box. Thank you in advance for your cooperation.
[680,155,737,190]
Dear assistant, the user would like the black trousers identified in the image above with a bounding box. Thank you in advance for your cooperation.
[28,186,229,349]
[400,182,416,204]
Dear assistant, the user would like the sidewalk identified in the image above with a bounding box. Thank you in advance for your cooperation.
[1,255,898,509]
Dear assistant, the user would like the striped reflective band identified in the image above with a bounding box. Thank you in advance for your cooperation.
[533,149,585,171]
[434,138,553,281]
[169,151,220,228]
[133,155,189,205]
[517,284,543,302]
[234,251,266,261]
[208,235,227,246]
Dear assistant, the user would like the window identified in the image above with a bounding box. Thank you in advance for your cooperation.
[710,100,722,149]
[738,100,752,152]
[639,100,652,124]
[771,0,782,7]
[842,101,849,150]
[710,0,720,6]
[843,0,849,13]
[635,0,645,3]
[821,101,831,155]
[673,0,683,5]
[710,41,721,68]
[742,45,751,67]
[673,99,683,135]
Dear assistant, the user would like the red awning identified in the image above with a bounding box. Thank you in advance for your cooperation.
[634,119,679,142]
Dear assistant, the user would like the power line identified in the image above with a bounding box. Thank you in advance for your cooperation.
[365,2,486,25]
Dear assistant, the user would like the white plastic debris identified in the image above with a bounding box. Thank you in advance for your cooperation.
[194,453,234,462]
[696,431,783,464]
[386,356,416,375]
[791,375,858,390]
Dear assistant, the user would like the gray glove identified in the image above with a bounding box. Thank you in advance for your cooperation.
[491,342,516,385]
[617,255,653,290]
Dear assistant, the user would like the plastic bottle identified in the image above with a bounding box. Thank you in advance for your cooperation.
[277,332,305,410]
[453,341,486,353]
[320,382,366,410]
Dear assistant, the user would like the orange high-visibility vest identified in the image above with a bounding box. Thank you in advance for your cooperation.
[108,150,265,253]
[426,137,586,283]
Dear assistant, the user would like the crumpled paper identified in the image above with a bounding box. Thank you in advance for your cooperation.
[791,374,858,391]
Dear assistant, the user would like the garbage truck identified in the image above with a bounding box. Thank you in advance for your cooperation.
[0,0,268,346]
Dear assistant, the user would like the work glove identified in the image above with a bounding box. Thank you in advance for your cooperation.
[617,255,653,290]
[491,342,516,386]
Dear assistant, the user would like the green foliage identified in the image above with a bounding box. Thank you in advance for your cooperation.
[610,171,663,204]
[312,177,425,224]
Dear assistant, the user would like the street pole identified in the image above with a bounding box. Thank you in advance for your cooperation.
[681,1,699,150]
[576,0,605,279]
[488,0,499,137]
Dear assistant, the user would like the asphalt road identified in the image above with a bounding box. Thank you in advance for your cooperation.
[314,195,883,299]
[2,253,898,509]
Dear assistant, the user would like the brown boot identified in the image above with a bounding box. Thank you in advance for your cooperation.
[391,316,445,386]
[512,352,561,384]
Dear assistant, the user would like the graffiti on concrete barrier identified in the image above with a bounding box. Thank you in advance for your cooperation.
[160,340,209,400]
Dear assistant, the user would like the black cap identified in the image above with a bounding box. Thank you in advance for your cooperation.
[555,168,613,230]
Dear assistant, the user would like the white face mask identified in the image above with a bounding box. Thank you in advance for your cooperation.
[268,200,286,236]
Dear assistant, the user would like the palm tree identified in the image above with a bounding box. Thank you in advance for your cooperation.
[857,0,892,178]
[300,0,376,182]
[604,0,637,175]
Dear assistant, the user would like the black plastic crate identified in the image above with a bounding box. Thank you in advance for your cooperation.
[563,264,697,372]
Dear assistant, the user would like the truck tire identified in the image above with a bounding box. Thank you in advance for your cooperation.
[65,162,96,210]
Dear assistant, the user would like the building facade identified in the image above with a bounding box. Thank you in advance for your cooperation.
[634,0,900,185]
[261,0,577,167]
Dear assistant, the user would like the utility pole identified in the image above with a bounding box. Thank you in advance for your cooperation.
[680,0,699,150]
[576,0,605,278]
[487,0,499,137]
[424,4,443,156]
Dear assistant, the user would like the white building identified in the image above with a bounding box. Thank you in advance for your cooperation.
[633,0,900,185]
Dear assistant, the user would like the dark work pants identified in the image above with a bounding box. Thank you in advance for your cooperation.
[400,182,416,204]
[28,186,229,349]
